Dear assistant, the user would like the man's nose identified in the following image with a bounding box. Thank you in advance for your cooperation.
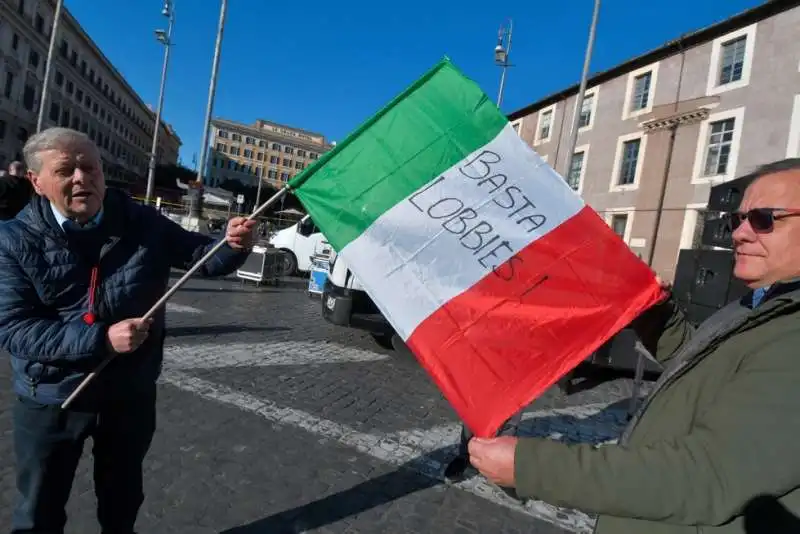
[732,215,756,243]
[71,168,88,183]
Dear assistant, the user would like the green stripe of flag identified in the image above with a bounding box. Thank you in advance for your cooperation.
[288,57,508,252]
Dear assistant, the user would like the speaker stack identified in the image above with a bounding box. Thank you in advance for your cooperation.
[672,174,755,325]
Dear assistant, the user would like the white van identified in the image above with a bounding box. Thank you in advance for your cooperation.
[268,215,331,275]
[321,253,396,349]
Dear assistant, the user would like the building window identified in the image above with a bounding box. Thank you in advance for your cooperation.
[271,143,280,150]
[618,139,640,186]
[0,120,5,139]
[22,84,35,111]
[243,149,253,158]
[536,107,554,143]
[692,107,744,184]
[280,172,289,181]
[245,136,255,144]
[34,12,44,33]
[283,158,291,167]
[295,161,304,170]
[12,34,19,51]
[231,133,241,142]
[55,71,64,86]
[218,129,228,138]
[630,73,651,112]
[788,95,800,158]
[297,149,306,158]
[567,151,585,191]
[268,170,278,179]
[49,102,59,122]
[4,72,14,99]
[578,93,594,128]
[258,140,266,148]
[284,146,294,154]
[623,63,658,120]
[216,143,226,152]
[29,49,40,69]
[270,155,278,164]
[702,118,736,177]
[256,152,264,161]
[718,36,747,86]
[230,146,240,156]
[611,214,628,240]
[706,24,756,96]
[309,153,318,160]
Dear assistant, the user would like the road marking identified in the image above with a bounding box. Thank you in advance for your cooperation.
[161,368,595,533]
[163,341,391,369]
[166,303,204,314]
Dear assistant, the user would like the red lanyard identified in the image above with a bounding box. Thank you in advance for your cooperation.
[82,265,99,325]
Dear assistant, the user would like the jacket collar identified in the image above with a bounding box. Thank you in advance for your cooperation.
[18,189,127,239]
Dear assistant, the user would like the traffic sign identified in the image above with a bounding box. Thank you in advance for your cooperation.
[236,194,244,204]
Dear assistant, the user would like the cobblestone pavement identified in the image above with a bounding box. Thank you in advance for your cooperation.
[0,272,654,534]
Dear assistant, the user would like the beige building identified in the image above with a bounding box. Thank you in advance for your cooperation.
[508,0,800,282]
[0,0,181,186]
[207,118,332,189]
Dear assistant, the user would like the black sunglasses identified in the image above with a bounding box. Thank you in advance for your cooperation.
[727,208,800,233]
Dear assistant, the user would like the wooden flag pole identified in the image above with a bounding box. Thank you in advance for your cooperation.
[61,186,291,409]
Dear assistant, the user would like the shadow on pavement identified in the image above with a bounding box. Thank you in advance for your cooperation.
[166,325,292,337]
[219,447,450,534]
[518,398,633,445]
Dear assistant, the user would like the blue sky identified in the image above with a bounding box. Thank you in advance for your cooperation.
[66,0,763,166]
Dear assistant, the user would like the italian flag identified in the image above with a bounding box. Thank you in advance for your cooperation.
[289,58,664,437]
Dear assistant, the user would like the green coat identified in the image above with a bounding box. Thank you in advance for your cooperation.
[514,285,800,533]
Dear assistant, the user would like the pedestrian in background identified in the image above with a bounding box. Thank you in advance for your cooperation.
[468,158,800,534]
[0,127,256,533]
[0,160,33,220]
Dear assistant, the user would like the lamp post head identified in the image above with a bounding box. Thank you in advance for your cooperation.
[162,0,171,17]
[494,44,507,65]
[155,29,168,44]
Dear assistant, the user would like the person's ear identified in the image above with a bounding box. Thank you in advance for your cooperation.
[27,169,44,196]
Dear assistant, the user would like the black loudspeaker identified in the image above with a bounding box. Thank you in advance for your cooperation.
[708,173,757,212]
[673,249,741,309]
[700,212,734,249]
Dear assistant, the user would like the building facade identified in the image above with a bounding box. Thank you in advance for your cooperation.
[207,118,332,189]
[508,0,800,282]
[0,0,181,185]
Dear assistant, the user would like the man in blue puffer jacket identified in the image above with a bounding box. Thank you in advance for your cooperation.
[0,127,256,534]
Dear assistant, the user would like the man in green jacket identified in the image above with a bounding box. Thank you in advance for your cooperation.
[468,157,800,534]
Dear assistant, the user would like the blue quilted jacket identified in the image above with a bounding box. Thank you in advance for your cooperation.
[0,189,249,404]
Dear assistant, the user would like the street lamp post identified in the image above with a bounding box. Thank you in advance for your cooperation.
[563,0,601,178]
[36,0,64,133]
[494,19,513,108]
[192,0,228,219]
[145,0,175,206]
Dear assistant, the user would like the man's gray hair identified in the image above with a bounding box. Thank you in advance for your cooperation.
[23,127,94,174]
